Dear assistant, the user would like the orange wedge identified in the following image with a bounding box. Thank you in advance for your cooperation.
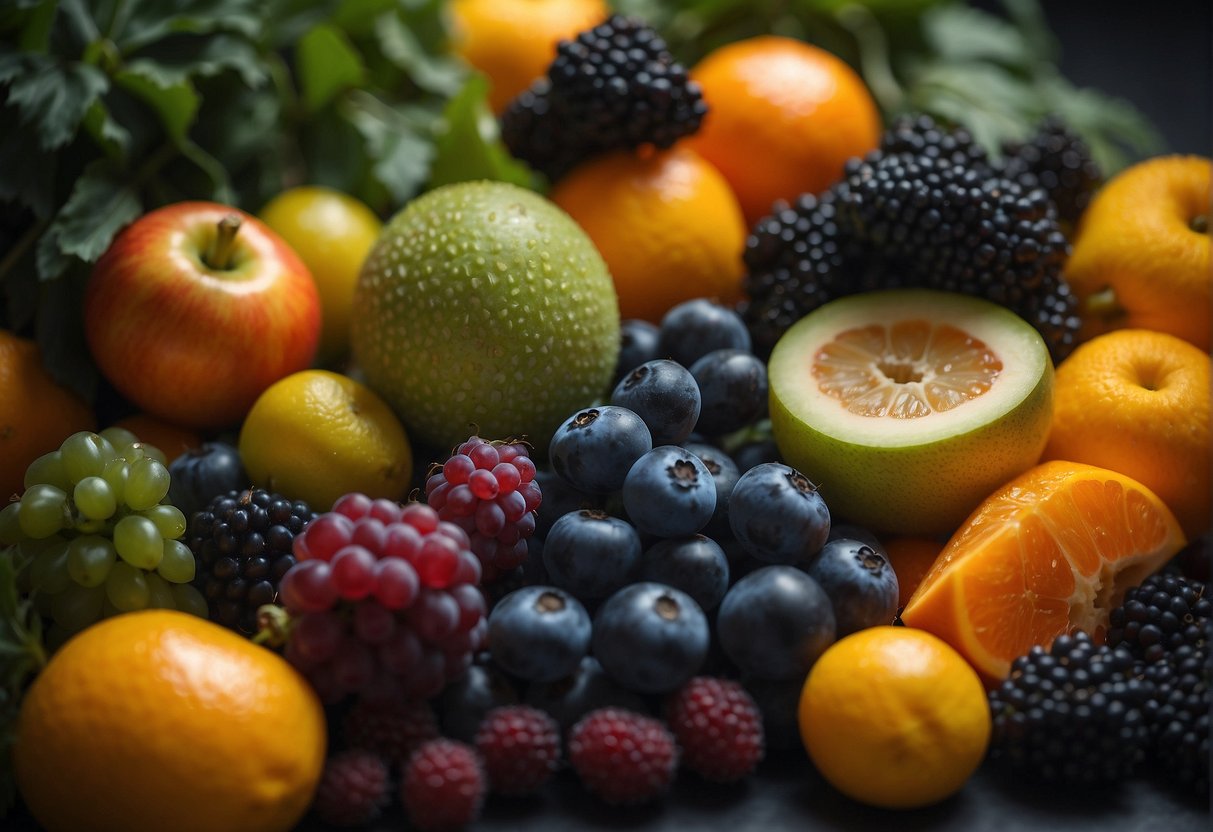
[900,460,1185,682]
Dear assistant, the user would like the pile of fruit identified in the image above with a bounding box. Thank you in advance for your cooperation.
[0,3,1209,832]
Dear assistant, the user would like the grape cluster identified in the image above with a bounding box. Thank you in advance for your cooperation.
[279,493,488,704]
[424,437,541,582]
[0,429,206,646]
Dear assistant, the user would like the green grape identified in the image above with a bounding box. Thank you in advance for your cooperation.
[29,538,71,594]
[141,504,187,539]
[145,572,176,609]
[60,431,109,483]
[101,458,129,506]
[98,426,139,449]
[113,515,163,570]
[0,502,23,544]
[51,582,106,631]
[74,518,107,534]
[18,484,67,539]
[67,535,117,587]
[157,539,196,584]
[24,450,71,492]
[125,457,170,510]
[120,441,167,467]
[73,476,117,520]
[170,582,209,618]
[105,561,150,611]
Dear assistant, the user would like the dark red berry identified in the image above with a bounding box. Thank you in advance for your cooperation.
[311,750,390,827]
[401,739,486,832]
[342,697,440,767]
[665,676,764,782]
[474,705,562,795]
[568,707,678,804]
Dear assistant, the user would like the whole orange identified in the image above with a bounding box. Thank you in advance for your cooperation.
[14,610,326,832]
[1042,329,1211,539]
[1065,155,1211,350]
[687,36,881,225]
[111,412,203,464]
[550,146,747,322]
[0,330,94,501]
[449,0,607,113]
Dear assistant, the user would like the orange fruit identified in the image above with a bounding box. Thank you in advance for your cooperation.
[550,146,747,322]
[259,186,383,364]
[798,626,990,809]
[1042,329,1211,539]
[882,536,943,609]
[1065,155,1211,350]
[687,36,881,226]
[901,460,1186,682]
[449,0,608,113]
[0,330,95,501]
[14,610,326,832]
[111,412,203,464]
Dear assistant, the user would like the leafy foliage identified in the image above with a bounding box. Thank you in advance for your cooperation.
[0,548,45,816]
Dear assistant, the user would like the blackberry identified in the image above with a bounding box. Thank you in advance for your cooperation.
[500,15,706,182]
[988,632,1155,784]
[1107,574,1210,664]
[187,487,316,634]
[881,114,996,173]
[1142,644,1210,795]
[999,116,1103,227]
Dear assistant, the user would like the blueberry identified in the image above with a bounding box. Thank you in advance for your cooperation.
[610,359,701,446]
[613,319,661,386]
[729,463,829,565]
[533,469,602,540]
[436,660,519,742]
[827,523,885,554]
[682,442,741,539]
[637,535,730,612]
[621,446,716,537]
[549,406,653,495]
[487,586,591,683]
[525,655,648,732]
[689,349,768,436]
[658,299,752,367]
[168,442,248,519]
[716,566,835,680]
[543,509,642,601]
[593,582,709,694]
[805,539,899,637]
[731,439,782,473]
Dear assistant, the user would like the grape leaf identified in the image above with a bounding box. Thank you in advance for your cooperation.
[342,91,435,203]
[297,23,366,112]
[83,98,133,159]
[428,74,535,190]
[375,12,465,97]
[124,33,266,88]
[6,57,108,149]
[35,159,142,281]
[115,0,261,54]
[115,68,200,144]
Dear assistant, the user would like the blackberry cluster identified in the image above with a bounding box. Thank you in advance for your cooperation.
[1107,573,1211,664]
[741,115,1082,361]
[500,15,706,182]
[1000,117,1103,226]
[988,632,1155,784]
[187,488,315,634]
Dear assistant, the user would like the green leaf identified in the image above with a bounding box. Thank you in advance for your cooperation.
[116,68,200,143]
[115,0,261,54]
[920,4,1032,68]
[907,60,1039,149]
[36,158,142,282]
[1036,75,1164,173]
[7,57,109,149]
[428,73,535,190]
[125,33,266,88]
[0,110,57,218]
[999,0,1057,65]
[82,98,133,159]
[297,23,366,112]
[375,11,466,97]
[342,90,435,204]
[177,139,235,203]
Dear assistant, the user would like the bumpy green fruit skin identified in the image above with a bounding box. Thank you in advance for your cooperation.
[352,181,620,450]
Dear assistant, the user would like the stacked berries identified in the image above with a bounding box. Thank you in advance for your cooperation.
[424,436,541,581]
[278,493,488,703]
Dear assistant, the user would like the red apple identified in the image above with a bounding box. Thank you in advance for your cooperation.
[85,202,321,429]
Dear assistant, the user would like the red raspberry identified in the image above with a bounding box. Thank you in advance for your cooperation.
[342,697,439,767]
[474,705,562,795]
[311,750,390,827]
[568,707,678,804]
[665,676,765,782]
[401,739,486,832]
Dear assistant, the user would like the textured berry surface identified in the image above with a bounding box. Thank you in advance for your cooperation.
[341,697,440,767]
[666,676,765,782]
[1142,643,1210,795]
[401,739,486,832]
[311,750,390,827]
[999,116,1103,226]
[1106,574,1209,664]
[568,708,679,804]
[474,705,562,796]
[593,582,710,694]
[622,446,716,538]
[488,585,592,682]
[728,463,830,565]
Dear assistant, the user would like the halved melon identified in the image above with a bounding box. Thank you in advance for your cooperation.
[769,289,1054,535]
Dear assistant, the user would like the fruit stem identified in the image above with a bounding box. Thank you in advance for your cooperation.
[204,214,243,271]
[1084,286,1126,323]
[1191,214,1209,234]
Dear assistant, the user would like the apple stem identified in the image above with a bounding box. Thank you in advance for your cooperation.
[205,214,243,270]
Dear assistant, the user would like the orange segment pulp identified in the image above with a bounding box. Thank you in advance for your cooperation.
[900,460,1185,682]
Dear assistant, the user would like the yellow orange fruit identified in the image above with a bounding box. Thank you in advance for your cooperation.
[14,610,326,832]
[259,186,383,364]
[687,36,881,225]
[239,369,413,512]
[901,460,1186,682]
[0,330,95,501]
[449,0,608,113]
[798,626,990,809]
[1042,329,1210,539]
[550,146,747,323]
[111,412,203,464]
[1065,155,1211,350]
